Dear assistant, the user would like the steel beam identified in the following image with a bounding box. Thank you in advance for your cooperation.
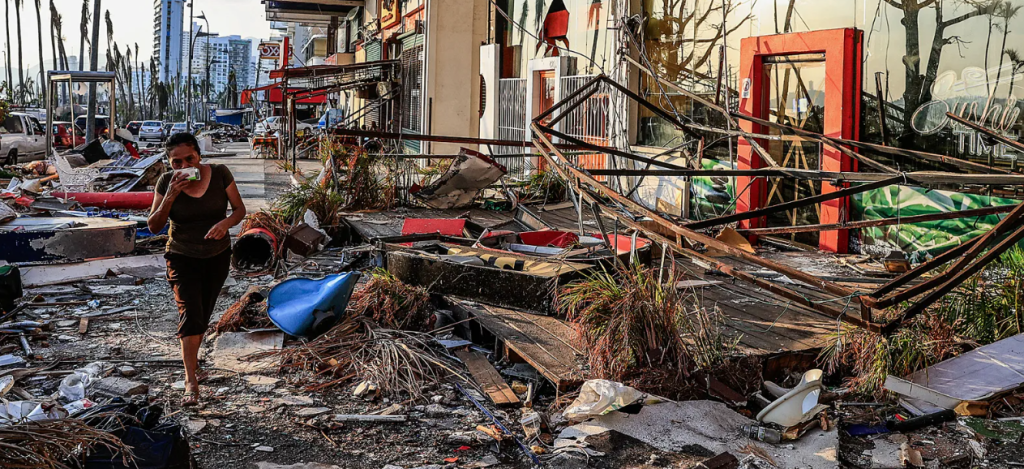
[531,123,870,307]
[685,176,903,231]
[736,205,1016,236]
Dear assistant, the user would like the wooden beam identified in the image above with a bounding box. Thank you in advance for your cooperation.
[539,125,689,171]
[328,128,586,150]
[736,205,1017,236]
[946,112,1024,155]
[625,55,777,168]
[736,113,897,174]
[455,350,520,407]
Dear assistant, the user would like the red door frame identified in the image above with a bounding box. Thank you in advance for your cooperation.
[736,28,863,253]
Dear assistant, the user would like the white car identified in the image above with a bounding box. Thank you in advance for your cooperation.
[0,113,47,164]
[138,121,165,141]
[255,116,315,135]
[169,122,189,137]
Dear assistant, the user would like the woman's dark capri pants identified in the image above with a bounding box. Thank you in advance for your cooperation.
[165,249,231,338]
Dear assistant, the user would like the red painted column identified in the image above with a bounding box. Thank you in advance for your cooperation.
[736,37,767,231]
[735,29,862,253]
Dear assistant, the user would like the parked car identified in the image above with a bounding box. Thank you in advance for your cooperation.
[139,121,166,141]
[169,122,189,137]
[162,123,173,137]
[318,109,345,130]
[126,121,143,136]
[73,115,111,140]
[191,122,206,133]
[52,122,86,150]
[0,113,48,164]
[255,116,315,135]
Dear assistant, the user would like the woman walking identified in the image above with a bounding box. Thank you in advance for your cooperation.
[148,132,246,406]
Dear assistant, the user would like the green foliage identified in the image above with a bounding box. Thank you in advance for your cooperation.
[559,263,736,380]
[272,178,345,227]
[518,171,566,203]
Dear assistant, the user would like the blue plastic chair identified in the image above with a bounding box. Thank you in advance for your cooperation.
[267,272,362,339]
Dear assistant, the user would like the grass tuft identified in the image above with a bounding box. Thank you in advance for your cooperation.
[558,263,738,380]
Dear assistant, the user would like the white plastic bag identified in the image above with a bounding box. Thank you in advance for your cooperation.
[58,361,113,400]
[562,379,663,420]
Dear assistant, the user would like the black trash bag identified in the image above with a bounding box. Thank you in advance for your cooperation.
[79,400,196,469]
[0,264,23,314]
[83,423,196,469]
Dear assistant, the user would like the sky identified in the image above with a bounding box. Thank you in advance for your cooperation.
[0,0,274,73]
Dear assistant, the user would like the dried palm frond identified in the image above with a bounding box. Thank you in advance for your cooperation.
[0,418,133,469]
[213,286,273,334]
[350,269,431,331]
[240,210,291,241]
[270,317,464,397]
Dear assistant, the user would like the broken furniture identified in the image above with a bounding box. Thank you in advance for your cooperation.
[0,217,136,263]
[409,148,508,209]
[267,272,362,339]
[383,242,594,315]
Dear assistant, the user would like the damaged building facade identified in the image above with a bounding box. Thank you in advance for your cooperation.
[271,0,1024,259]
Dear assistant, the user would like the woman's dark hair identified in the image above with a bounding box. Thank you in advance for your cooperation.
[166,132,201,155]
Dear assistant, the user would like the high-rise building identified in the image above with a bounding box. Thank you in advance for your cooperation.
[153,0,184,83]
[182,24,252,106]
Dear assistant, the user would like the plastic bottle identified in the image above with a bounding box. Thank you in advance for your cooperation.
[742,424,782,444]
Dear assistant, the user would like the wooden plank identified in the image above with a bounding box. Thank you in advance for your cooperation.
[451,300,585,391]
[455,350,520,406]
[78,318,89,334]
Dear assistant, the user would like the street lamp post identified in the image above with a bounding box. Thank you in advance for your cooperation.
[198,13,211,125]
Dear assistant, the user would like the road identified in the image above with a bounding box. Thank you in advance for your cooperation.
[203,141,323,212]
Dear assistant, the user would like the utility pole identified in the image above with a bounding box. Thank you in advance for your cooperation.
[85,0,101,141]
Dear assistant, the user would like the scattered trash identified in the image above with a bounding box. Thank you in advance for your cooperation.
[563,379,663,420]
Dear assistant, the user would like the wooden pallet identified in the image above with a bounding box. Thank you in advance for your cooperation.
[452,300,585,391]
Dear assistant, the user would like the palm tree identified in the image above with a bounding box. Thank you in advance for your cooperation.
[78,0,88,71]
[50,1,66,70]
[47,0,55,71]
[1005,49,1024,100]
[994,1,1023,95]
[13,0,24,103]
[103,10,112,72]
[33,0,45,107]
[4,0,13,100]
[983,0,1000,96]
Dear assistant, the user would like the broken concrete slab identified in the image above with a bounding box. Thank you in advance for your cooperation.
[255,463,341,469]
[20,254,165,287]
[272,395,315,407]
[91,376,149,397]
[244,375,281,387]
[294,407,331,417]
[211,331,282,373]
